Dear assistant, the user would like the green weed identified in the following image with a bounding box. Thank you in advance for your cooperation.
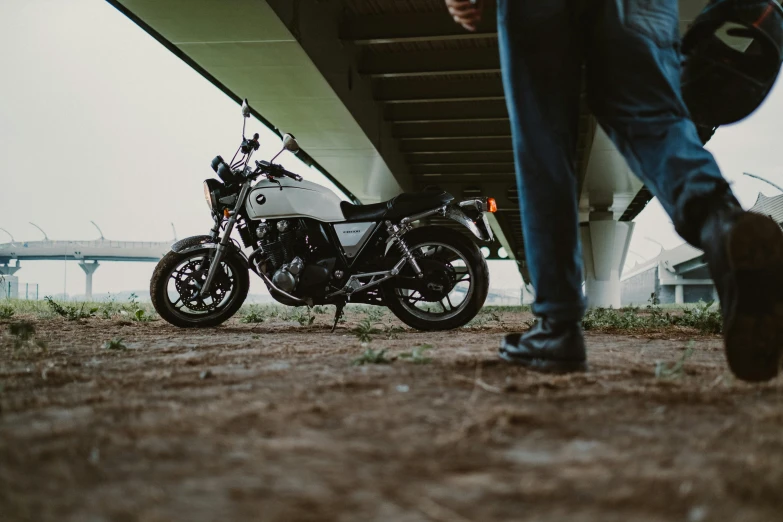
[240,305,267,323]
[399,344,433,364]
[353,317,380,343]
[0,304,15,319]
[45,296,97,321]
[102,337,127,350]
[655,342,695,379]
[7,321,46,351]
[352,347,390,365]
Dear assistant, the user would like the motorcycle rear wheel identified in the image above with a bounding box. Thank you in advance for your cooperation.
[384,227,489,331]
[151,249,249,328]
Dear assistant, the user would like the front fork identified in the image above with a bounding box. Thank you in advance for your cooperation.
[199,181,252,297]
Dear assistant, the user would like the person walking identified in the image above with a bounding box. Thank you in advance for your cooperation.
[445,0,783,382]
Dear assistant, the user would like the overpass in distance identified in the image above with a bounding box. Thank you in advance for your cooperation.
[0,238,171,299]
[103,0,719,308]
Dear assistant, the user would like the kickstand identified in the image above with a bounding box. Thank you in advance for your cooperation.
[331,301,345,333]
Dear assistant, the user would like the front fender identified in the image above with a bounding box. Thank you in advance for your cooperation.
[171,235,215,254]
[170,235,249,268]
[445,207,495,242]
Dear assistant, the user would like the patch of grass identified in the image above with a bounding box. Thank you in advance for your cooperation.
[352,347,390,366]
[293,307,315,327]
[655,342,695,379]
[7,321,46,351]
[240,305,267,323]
[102,337,127,351]
[582,300,722,334]
[399,344,433,364]
[0,303,15,319]
[45,296,97,321]
[677,300,722,334]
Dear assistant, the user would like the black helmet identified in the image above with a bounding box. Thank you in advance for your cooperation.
[681,0,783,143]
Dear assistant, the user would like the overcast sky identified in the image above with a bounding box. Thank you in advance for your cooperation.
[1,0,782,300]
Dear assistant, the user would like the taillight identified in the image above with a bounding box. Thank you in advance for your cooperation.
[486,197,497,213]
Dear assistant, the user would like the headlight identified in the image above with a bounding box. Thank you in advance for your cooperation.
[203,179,222,212]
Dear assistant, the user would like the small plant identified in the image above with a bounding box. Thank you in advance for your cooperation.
[383,322,404,340]
[45,296,97,321]
[240,305,267,323]
[102,337,127,350]
[352,347,390,365]
[655,342,695,379]
[313,305,328,315]
[131,309,155,322]
[0,303,15,319]
[399,344,433,364]
[7,321,46,350]
[353,317,381,343]
[99,294,119,319]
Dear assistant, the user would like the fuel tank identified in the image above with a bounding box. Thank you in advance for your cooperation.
[245,178,345,222]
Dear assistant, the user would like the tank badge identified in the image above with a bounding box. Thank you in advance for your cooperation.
[255,194,266,205]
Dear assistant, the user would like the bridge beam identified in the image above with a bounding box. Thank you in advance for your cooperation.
[79,261,100,300]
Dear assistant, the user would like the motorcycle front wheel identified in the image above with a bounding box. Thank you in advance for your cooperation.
[150,248,249,328]
[384,226,489,331]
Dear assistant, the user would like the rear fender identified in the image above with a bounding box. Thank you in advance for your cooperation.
[445,206,494,242]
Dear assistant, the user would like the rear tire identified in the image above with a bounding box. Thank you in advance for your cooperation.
[384,226,489,331]
[151,249,249,328]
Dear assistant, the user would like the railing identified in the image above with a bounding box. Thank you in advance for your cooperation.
[0,239,171,250]
[1,280,39,300]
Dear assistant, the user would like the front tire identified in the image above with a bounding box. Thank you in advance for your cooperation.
[151,248,249,328]
[384,226,489,331]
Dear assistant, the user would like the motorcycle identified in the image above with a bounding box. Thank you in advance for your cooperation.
[151,99,496,331]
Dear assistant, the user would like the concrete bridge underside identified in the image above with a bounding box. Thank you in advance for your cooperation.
[108,0,710,308]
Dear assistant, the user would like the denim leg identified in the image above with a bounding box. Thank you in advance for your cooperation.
[586,0,736,245]
[497,0,587,322]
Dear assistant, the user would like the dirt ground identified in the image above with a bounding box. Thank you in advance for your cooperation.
[1,308,782,522]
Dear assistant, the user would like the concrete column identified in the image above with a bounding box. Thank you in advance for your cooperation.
[78,261,100,300]
[675,284,684,304]
[581,215,635,309]
[0,261,21,276]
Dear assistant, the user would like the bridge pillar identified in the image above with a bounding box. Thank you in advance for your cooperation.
[0,260,21,276]
[581,214,634,309]
[78,261,100,300]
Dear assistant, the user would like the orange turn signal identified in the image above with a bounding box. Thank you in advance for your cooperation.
[487,197,497,213]
[223,208,231,218]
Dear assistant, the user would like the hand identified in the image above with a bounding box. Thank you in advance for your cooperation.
[445,0,483,32]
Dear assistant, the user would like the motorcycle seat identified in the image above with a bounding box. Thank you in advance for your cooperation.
[340,190,454,223]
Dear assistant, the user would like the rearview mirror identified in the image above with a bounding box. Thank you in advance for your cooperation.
[241,98,251,118]
[282,133,300,154]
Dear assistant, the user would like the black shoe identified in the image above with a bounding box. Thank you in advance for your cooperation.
[701,208,783,382]
[499,318,587,374]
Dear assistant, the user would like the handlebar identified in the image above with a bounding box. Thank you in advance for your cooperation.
[254,160,303,182]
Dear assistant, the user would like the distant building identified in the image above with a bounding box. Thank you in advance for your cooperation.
[621,193,783,306]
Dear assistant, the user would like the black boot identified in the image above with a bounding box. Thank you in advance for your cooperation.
[499,318,587,374]
[700,205,783,382]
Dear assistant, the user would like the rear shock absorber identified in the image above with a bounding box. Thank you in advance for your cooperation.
[385,221,423,277]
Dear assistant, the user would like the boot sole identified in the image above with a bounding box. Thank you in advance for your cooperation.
[724,213,783,382]
[498,349,588,374]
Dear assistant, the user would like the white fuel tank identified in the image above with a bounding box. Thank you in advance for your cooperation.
[245,178,345,222]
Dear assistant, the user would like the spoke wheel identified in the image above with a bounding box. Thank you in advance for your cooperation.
[384,227,489,331]
[151,248,249,328]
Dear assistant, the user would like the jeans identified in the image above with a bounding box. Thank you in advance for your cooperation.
[497,0,734,322]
